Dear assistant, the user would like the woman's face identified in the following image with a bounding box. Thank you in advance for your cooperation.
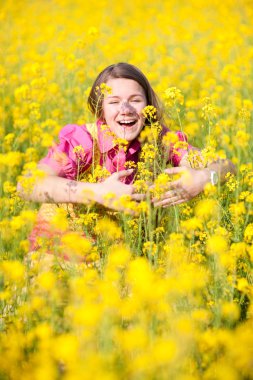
[102,78,147,142]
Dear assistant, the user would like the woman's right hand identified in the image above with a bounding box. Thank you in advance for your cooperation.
[92,169,144,211]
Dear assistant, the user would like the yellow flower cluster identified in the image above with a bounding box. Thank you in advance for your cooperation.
[1,0,253,378]
[95,82,112,95]
[164,87,184,108]
[142,105,157,120]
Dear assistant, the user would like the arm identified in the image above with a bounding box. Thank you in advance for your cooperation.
[179,154,237,184]
[153,154,236,207]
[17,164,138,210]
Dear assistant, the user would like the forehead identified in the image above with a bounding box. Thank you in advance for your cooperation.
[105,78,146,97]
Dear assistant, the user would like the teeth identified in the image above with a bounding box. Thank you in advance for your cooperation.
[119,120,136,124]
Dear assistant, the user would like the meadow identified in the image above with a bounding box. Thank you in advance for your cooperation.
[0,0,253,378]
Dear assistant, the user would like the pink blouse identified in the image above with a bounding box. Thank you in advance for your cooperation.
[39,119,193,183]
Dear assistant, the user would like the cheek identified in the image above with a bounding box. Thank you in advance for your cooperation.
[103,108,113,122]
[139,103,147,115]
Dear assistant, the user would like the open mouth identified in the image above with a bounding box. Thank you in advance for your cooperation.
[118,120,137,127]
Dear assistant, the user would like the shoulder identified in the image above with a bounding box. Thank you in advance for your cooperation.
[59,123,91,139]
[59,123,94,148]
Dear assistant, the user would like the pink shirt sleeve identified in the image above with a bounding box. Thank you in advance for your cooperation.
[161,127,197,166]
[39,124,93,179]
[169,131,194,166]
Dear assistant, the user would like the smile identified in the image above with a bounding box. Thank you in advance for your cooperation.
[118,120,137,127]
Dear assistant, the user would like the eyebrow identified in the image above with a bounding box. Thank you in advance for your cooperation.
[106,94,145,99]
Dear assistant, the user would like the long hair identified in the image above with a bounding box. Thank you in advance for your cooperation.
[87,62,164,123]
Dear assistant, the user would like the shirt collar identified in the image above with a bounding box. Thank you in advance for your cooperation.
[96,119,141,155]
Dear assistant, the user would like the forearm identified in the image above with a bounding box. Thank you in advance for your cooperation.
[181,154,237,185]
[17,175,99,204]
[206,159,237,184]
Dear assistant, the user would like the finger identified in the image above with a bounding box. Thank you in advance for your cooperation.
[167,179,181,190]
[163,199,186,207]
[131,193,146,201]
[153,192,180,207]
[110,169,134,180]
[164,167,185,175]
[154,196,187,207]
[152,190,179,202]
[153,196,178,207]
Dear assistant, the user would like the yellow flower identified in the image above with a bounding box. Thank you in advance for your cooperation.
[229,202,246,224]
[162,131,179,147]
[206,234,229,255]
[124,160,137,169]
[142,241,158,256]
[200,146,220,166]
[140,143,158,162]
[201,97,217,120]
[88,26,99,36]
[114,326,148,353]
[192,309,211,326]
[17,162,45,196]
[133,179,149,193]
[50,207,69,232]
[150,338,177,366]
[225,172,239,192]
[236,278,251,294]
[3,181,17,195]
[136,201,149,214]
[150,173,170,199]
[230,242,247,258]
[73,144,85,156]
[180,217,203,233]
[186,149,205,169]
[14,84,31,102]
[95,82,112,95]
[221,302,240,323]
[164,87,184,107]
[86,164,110,183]
[244,223,253,243]
[37,271,56,291]
[52,334,79,364]
[107,244,131,268]
[61,232,92,257]
[1,260,25,283]
[126,258,154,300]
[235,129,250,147]
[194,198,219,221]
[238,107,251,122]
[94,217,123,241]
[139,122,162,143]
[112,137,128,150]
[142,105,157,119]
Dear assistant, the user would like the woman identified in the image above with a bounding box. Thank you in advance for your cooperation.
[18,63,235,253]
[19,62,235,207]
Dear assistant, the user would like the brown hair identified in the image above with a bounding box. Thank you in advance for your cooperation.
[87,62,163,123]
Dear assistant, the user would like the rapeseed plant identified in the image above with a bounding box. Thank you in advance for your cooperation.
[0,0,253,378]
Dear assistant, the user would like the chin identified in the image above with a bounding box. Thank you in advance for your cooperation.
[124,128,142,141]
[124,132,138,142]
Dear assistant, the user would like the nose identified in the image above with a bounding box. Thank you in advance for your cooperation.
[120,101,134,114]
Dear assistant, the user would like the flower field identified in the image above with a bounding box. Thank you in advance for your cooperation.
[1,0,253,378]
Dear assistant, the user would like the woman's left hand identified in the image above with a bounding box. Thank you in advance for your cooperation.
[152,166,210,207]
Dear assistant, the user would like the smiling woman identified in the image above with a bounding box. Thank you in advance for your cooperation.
[18,62,236,251]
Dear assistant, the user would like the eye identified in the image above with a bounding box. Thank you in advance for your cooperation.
[108,101,119,104]
[131,99,141,103]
